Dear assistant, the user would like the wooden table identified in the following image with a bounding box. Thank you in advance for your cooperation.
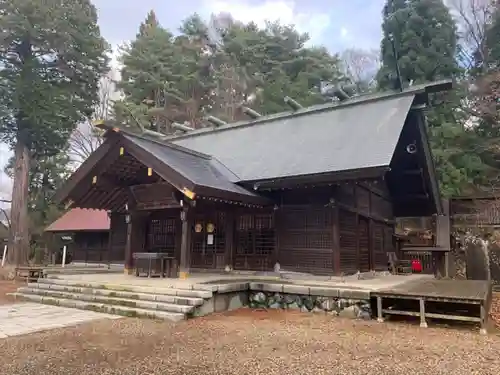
[401,245,450,278]
[132,253,176,278]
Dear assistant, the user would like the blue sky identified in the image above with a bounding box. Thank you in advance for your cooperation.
[0,0,387,200]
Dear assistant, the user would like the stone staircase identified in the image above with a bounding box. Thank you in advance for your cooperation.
[10,278,213,322]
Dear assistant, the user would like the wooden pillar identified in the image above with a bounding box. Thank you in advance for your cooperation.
[106,214,113,269]
[354,185,360,272]
[333,203,341,275]
[225,209,235,270]
[124,212,146,275]
[179,206,191,279]
[124,214,134,274]
[436,199,451,278]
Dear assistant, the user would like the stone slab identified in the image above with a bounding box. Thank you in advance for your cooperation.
[0,303,120,338]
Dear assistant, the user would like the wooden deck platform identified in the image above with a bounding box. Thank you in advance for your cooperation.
[372,279,493,334]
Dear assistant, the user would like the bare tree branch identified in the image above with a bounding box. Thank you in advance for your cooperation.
[450,0,495,71]
[341,48,380,91]
[68,74,116,165]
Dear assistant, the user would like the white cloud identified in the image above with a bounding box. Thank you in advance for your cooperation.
[340,27,348,38]
[203,0,331,44]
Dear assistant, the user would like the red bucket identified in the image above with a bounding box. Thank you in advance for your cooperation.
[411,259,422,273]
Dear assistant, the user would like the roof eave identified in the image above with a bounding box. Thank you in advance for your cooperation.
[248,166,391,190]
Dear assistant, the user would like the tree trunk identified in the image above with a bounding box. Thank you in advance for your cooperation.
[7,138,30,266]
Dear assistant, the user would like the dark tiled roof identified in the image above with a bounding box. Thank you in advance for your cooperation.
[172,93,416,182]
[123,134,262,198]
[45,209,110,232]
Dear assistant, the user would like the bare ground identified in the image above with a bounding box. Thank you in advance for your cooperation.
[0,308,500,375]
[0,280,19,305]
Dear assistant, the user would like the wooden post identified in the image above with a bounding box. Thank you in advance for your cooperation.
[124,214,134,274]
[419,299,427,328]
[480,301,488,335]
[225,209,235,270]
[1,244,7,267]
[377,296,384,322]
[179,206,190,279]
[332,203,341,275]
[436,199,451,278]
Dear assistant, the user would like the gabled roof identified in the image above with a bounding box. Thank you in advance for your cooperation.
[174,95,415,182]
[45,209,110,232]
[169,80,451,183]
[57,80,450,212]
[54,130,268,208]
[122,134,256,196]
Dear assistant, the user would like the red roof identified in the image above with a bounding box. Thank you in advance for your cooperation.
[45,208,110,232]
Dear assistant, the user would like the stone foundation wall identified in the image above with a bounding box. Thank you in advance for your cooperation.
[248,291,371,319]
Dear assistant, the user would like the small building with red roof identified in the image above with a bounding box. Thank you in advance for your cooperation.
[45,208,126,263]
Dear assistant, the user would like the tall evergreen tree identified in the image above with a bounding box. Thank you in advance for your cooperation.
[116,13,344,134]
[378,0,489,197]
[0,0,109,264]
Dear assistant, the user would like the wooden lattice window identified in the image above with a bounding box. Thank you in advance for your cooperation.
[236,214,274,256]
[146,218,176,255]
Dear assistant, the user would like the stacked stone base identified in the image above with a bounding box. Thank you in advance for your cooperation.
[248,291,371,319]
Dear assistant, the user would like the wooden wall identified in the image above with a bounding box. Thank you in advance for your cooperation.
[72,231,110,263]
[114,179,397,275]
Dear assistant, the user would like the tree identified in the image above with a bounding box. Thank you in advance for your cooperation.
[0,0,109,265]
[5,151,71,262]
[116,12,344,136]
[451,0,495,72]
[377,0,492,196]
[69,74,116,166]
[341,48,380,92]
[378,0,460,89]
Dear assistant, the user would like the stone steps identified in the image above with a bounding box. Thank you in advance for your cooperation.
[10,278,214,322]
[10,293,186,322]
[26,282,205,306]
[16,287,195,314]
[35,278,213,299]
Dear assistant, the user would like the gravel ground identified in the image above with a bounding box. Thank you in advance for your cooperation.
[0,308,500,375]
[490,292,500,328]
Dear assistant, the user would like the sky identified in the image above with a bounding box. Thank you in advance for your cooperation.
[0,0,388,204]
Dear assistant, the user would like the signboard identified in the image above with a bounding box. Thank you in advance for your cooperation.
[59,233,74,243]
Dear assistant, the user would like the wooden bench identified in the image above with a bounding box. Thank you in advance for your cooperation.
[15,266,45,283]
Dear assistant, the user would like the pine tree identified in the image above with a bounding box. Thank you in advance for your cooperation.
[0,0,109,265]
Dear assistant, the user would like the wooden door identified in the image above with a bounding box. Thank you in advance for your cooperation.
[190,212,226,269]
[358,216,371,272]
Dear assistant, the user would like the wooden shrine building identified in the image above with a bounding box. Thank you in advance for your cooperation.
[54,81,450,277]
[45,208,126,263]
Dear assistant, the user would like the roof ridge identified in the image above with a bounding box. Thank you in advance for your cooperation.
[166,80,451,142]
[119,128,213,160]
